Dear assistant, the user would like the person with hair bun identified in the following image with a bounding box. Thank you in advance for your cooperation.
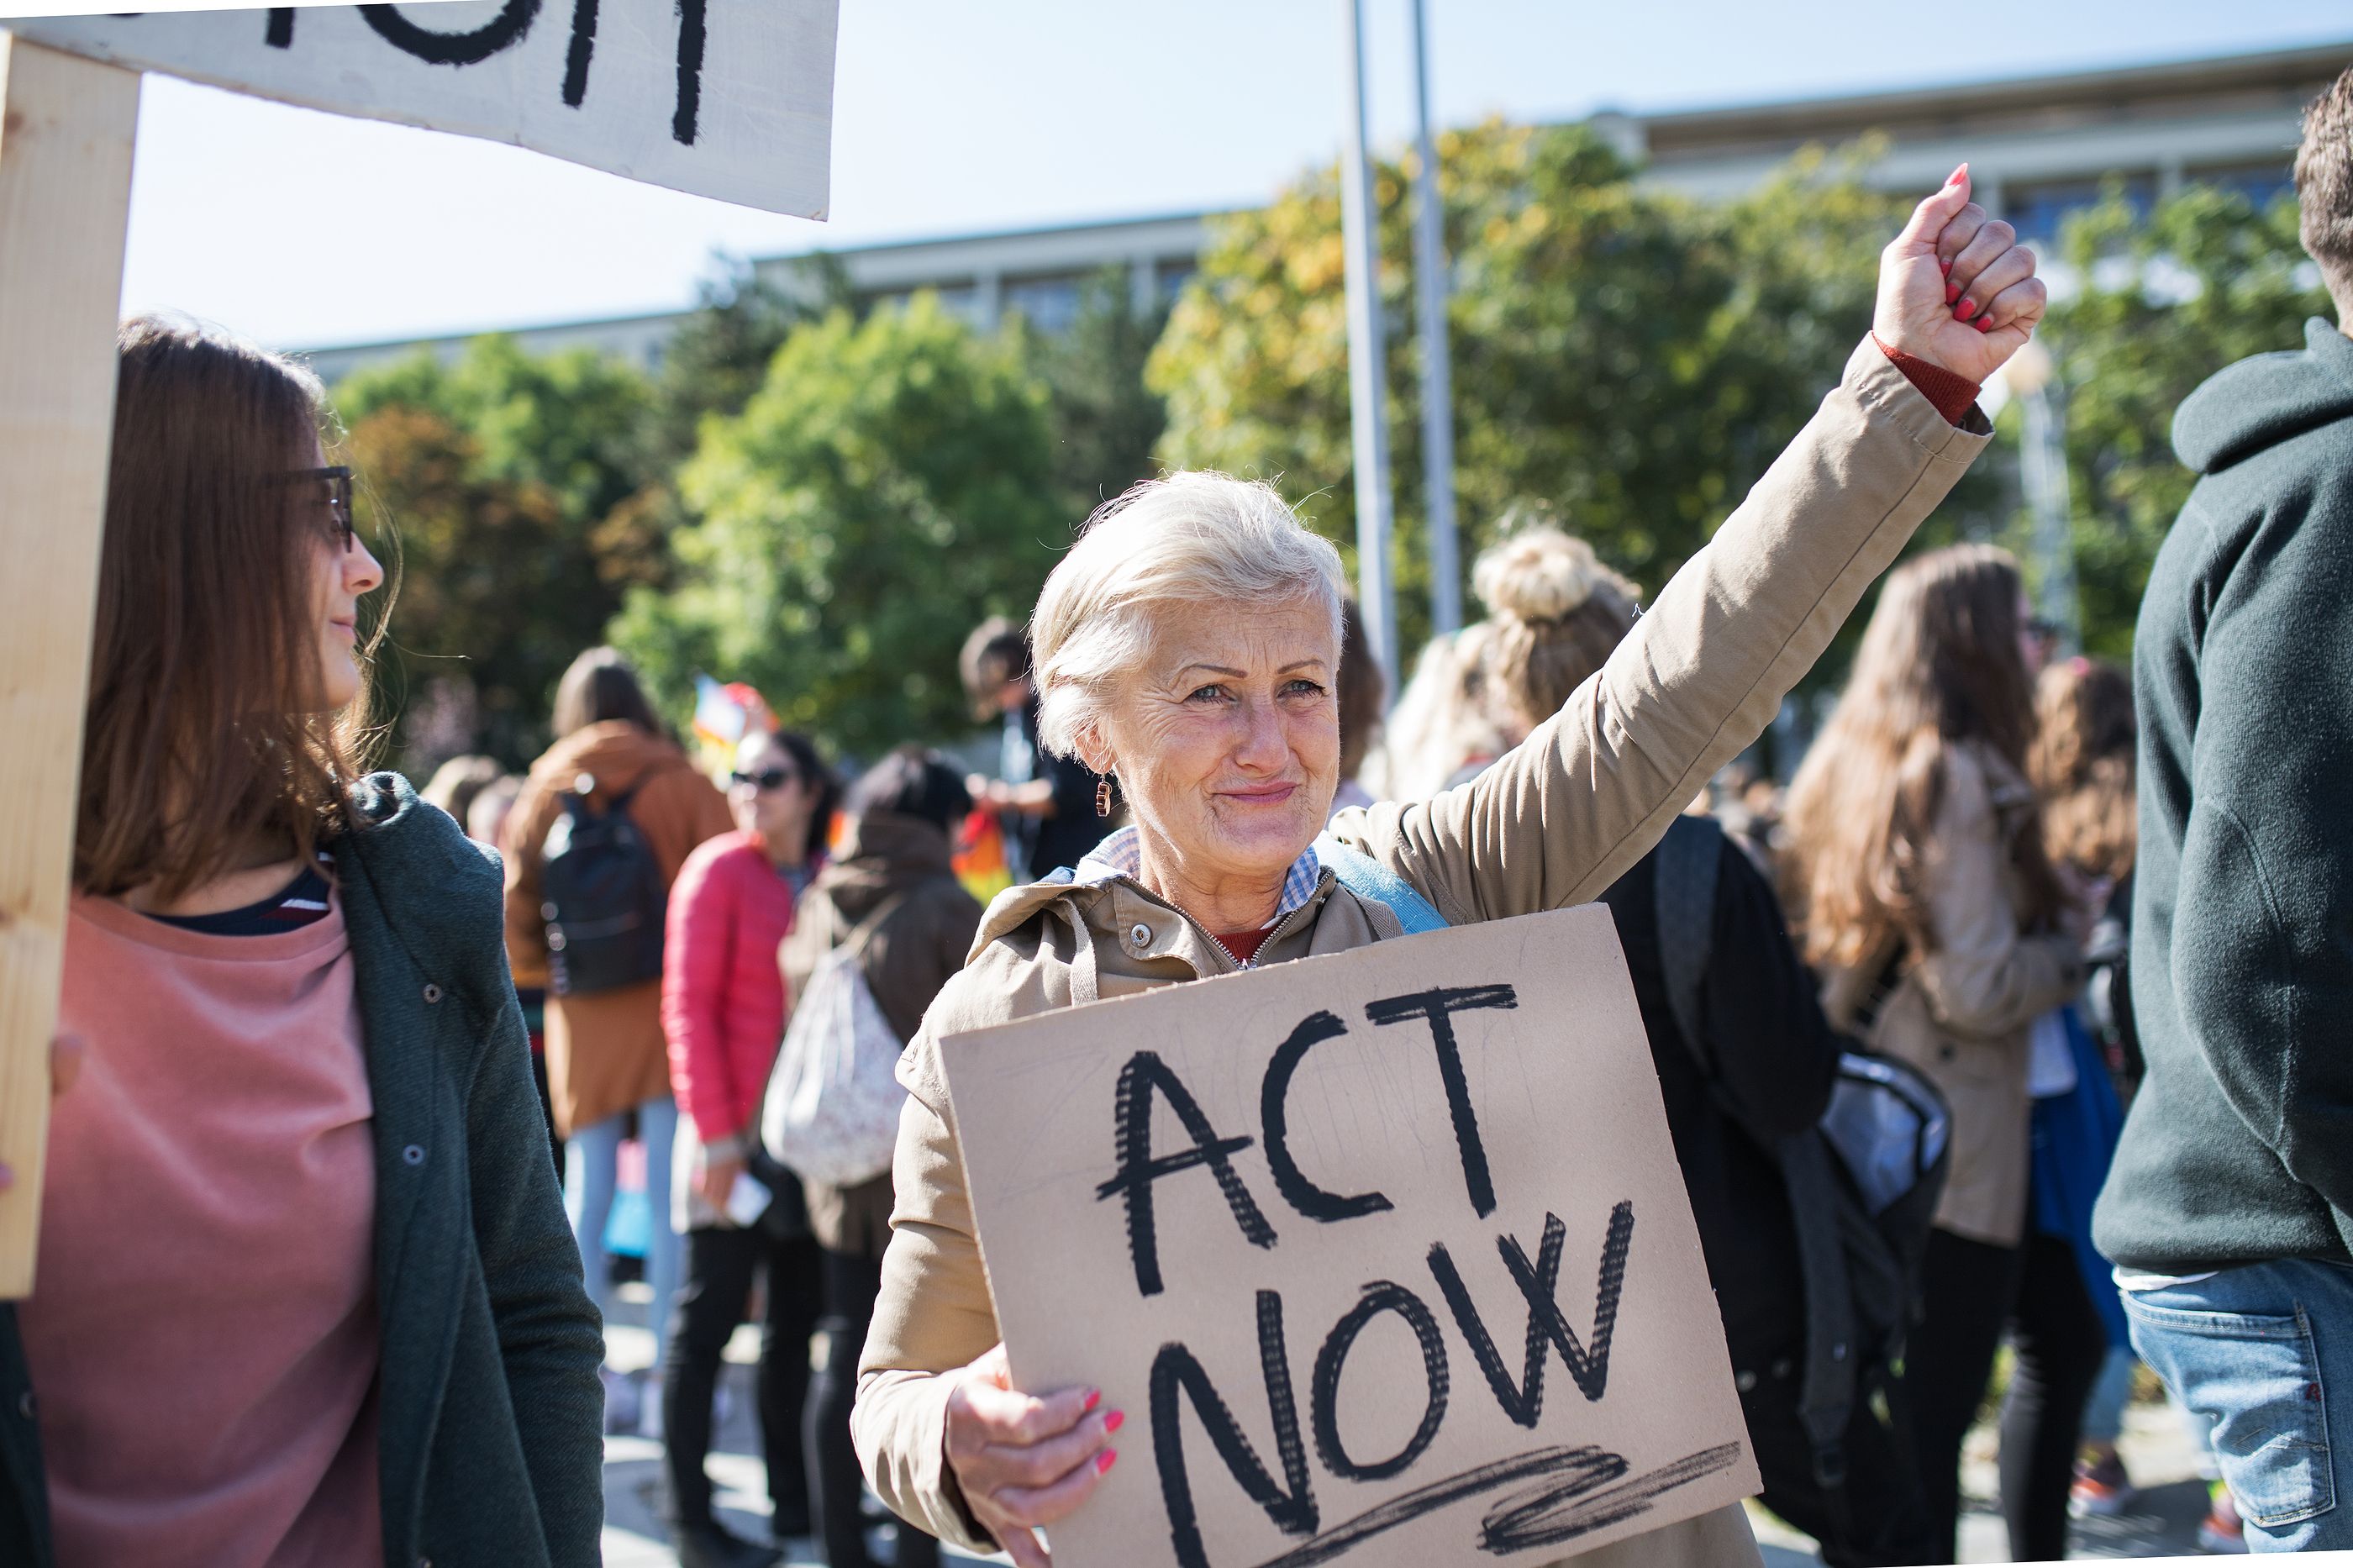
[849,171,2048,1568]
[0,317,603,1566]
[1471,524,1645,754]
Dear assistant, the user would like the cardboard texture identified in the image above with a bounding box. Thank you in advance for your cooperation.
[941,905,1760,1568]
[8,0,839,217]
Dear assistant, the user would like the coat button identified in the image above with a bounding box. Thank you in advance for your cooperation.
[403,1144,426,1166]
[1128,923,1151,948]
[422,983,443,1004]
[16,1391,32,1419]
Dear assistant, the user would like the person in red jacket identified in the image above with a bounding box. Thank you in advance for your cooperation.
[660,728,838,1568]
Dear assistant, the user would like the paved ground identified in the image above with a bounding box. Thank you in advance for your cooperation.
[601,1282,2224,1567]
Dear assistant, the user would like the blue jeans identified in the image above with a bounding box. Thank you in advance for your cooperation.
[2124,1258,2353,1551]
[566,1095,681,1360]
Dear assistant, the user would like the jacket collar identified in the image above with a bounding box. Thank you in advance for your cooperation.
[1069,826,1323,928]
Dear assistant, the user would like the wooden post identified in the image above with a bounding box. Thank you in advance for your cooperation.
[0,34,139,1299]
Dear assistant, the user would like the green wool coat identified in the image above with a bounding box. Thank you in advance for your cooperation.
[2095,317,2353,1274]
[0,773,605,1567]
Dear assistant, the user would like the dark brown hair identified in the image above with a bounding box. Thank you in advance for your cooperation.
[550,645,662,739]
[960,616,1030,719]
[2031,656,2137,881]
[76,317,382,900]
[1336,598,1387,784]
[1783,544,2066,970]
[2297,66,2353,318]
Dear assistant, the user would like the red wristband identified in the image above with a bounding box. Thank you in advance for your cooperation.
[1874,334,1980,427]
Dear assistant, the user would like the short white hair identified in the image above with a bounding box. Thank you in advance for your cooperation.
[1030,473,1346,759]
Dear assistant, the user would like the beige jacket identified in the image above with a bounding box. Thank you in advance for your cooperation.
[851,337,1990,1568]
[1823,742,2083,1248]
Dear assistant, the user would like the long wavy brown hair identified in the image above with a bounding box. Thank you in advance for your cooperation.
[76,318,387,901]
[2031,656,2136,881]
[1782,544,2064,971]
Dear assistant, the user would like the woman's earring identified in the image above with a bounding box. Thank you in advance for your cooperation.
[1095,776,1114,818]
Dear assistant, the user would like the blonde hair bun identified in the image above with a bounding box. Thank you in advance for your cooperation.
[1472,525,1637,624]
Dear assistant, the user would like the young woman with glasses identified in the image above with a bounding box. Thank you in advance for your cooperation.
[0,316,603,1567]
[658,729,839,1568]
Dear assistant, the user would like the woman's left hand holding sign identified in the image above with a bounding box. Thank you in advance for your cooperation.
[944,1343,1122,1566]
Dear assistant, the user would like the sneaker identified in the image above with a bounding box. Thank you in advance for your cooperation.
[2198,1481,2248,1555]
[2070,1451,2136,1517]
[672,1518,781,1568]
[599,1365,642,1436]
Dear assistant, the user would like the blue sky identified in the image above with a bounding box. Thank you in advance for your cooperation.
[111,0,2348,351]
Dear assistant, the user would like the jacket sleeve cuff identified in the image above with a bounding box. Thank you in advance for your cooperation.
[698,1129,752,1163]
[1873,333,1982,427]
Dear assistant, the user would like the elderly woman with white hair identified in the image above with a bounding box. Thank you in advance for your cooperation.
[852,171,2042,1567]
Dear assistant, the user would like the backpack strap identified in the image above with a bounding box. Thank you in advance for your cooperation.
[1651,813,1723,1067]
[1312,835,1448,935]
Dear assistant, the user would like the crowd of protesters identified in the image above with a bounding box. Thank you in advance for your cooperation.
[1,66,2349,1568]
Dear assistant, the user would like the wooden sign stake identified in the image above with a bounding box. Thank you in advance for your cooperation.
[0,34,139,1299]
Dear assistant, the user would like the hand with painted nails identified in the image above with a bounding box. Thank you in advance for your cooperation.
[0,1034,85,1192]
[942,1342,1121,1566]
[1872,163,2047,386]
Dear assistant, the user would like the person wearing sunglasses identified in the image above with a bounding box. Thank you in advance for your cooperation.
[0,316,604,1567]
[659,729,840,1566]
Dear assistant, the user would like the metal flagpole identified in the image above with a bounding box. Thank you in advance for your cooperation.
[1337,0,1399,697]
[1408,0,1461,639]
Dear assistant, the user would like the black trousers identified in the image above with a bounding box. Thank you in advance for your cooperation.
[808,1248,940,1568]
[1906,1223,2107,1562]
[1741,1360,1940,1566]
[662,1226,824,1532]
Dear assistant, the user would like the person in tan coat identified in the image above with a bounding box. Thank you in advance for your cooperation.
[852,171,2045,1568]
[503,647,733,1411]
[1783,546,2094,1563]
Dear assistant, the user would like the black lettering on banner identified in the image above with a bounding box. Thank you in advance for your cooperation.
[562,0,597,107]
[1260,1010,1392,1223]
[1503,1203,1633,1403]
[1095,1050,1277,1298]
[672,0,707,145]
[265,8,294,48]
[1152,1291,1319,1568]
[1362,985,1517,1218]
[1477,1442,1745,1553]
[1309,1281,1450,1482]
[359,0,540,66]
[1246,1445,1627,1568]
[1425,1225,1555,1429]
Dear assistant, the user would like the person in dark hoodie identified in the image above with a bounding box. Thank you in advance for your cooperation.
[2092,67,2353,1554]
[781,749,983,1568]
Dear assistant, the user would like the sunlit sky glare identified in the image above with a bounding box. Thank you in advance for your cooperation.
[106,0,2349,352]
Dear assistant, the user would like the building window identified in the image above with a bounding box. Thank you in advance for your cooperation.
[1155,259,1197,305]
[2003,173,2157,245]
[2187,161,2294,210]
[1001,273,1086,334]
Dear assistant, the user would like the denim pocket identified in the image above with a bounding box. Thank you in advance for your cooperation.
[2125,1293,2335,1529]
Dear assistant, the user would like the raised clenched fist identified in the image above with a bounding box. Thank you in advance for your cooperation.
[1873,165,2048,387]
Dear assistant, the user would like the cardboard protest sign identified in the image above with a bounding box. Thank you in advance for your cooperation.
[940,905,1760,1568]
[8,0,839,216]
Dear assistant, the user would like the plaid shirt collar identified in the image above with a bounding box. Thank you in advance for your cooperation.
[1071,827,1324,930]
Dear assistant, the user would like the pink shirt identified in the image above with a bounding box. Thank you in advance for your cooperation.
[22,893,384,1568]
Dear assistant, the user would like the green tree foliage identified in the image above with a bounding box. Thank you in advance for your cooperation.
[2034,183,2328,657]
[650,254,858,470]
[1014,266,1172,519]
[1149,124,2004,666]
[611,297,1065,755]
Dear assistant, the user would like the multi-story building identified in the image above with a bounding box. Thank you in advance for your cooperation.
[297,39,2347,384]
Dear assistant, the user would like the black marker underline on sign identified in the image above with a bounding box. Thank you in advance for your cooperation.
[1239,1440,1737,1568]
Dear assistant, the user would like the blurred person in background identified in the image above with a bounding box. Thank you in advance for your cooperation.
[463,770,561,1174]
[0,317,601,1567]
[782,748,981,1568]
[660,728,839,1568]
[503,647,733,1433]
[2093,67,2353,1554]
[421,752,503,830]
[960,617,1107,880]
[1784,544,2096,1563]
[1329,597,1386,818]
[1359,618,1503,802]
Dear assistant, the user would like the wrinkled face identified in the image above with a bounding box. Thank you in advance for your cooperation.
[729,734,817,850]
[303,441,383,712]
[1084,594,1340,895]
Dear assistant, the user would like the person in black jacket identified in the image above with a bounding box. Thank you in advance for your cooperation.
[959,618,1108,881]
[2092,67,2353,1553]
[1469,525,1935,1565]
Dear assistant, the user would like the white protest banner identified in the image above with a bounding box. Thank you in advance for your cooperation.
[0,3,471,19]
[940,905,1761,1568]
[8,0,839,216]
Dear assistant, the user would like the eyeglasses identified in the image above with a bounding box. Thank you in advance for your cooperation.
[274,465,357,552]
[731,767,799,792]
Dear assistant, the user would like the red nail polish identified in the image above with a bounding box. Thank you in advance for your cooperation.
[1944,281,1960,303]
[1948,162,1967,186]
[1976,317,1993,334]
[1082,1390,1100,1413]
[1955,298,1977,321]
[1097,1450,1119,1476]
[1104,1410,1126,1434]
[1940,258,1953,276]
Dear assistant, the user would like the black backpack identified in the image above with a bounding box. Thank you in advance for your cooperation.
[539,772,669,997]
[1651,814,1950,1506]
